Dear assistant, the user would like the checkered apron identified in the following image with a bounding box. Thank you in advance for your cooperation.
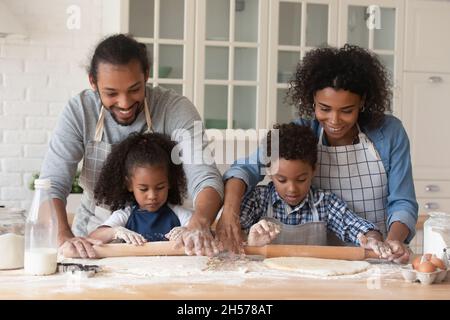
[313,127,388,237]
[72,100,153,237]
[265,190,327,245]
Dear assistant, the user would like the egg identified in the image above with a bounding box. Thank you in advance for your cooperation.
[417,261,437,273]
[430,255,446,270]
[412,254,432,270]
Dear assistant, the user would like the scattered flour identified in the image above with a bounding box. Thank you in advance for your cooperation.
[0,255,407,296]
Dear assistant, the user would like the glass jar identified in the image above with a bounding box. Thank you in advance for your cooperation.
[0,207,26,270]
[423,211,450,257]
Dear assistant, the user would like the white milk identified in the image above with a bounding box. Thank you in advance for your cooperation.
[0,233,24,270]
[24,248,57,275]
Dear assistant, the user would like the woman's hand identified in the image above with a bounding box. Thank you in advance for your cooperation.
[215,208,245,254]
[384,240,411,264]
[247,220,281,246]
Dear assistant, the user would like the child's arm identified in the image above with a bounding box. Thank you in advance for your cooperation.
[89,226,147,245]
[325,193,395,259]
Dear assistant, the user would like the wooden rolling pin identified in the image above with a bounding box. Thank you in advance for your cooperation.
[81,242,379,260]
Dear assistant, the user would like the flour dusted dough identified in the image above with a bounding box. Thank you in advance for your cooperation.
[263,257,371,276]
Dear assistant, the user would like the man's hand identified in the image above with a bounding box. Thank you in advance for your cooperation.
[247,219,280,246]
[215,208,245,254]
[113,226,147,246]
[58,236,103,259]
[165,225,219,257]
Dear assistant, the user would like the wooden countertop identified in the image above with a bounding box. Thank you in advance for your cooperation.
[0,259,448,300]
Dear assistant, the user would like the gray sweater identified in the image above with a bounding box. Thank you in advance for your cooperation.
[40,85,224,209]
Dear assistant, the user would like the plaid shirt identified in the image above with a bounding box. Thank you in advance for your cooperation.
[240,182,378,245]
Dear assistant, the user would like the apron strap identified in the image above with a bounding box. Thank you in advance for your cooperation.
[94,106,106,142]
[143,97,153,133]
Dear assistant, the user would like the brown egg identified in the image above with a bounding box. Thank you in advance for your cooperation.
[430,255,447,270]
[417,261,437,273]
[412,254,432,270]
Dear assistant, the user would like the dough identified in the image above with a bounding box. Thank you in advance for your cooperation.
[263,257,371,276]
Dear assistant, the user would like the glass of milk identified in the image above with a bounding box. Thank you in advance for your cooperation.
[24,179,58,276]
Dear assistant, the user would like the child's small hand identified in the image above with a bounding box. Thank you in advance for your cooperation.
[358,233,392,259]
[247,220,281,246]
[113,227,147,246]
[165,226,187,241]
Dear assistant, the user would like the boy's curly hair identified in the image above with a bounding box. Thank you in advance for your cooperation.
[267,123,318,169]
[287,44,391,129]
[94,132,187,211]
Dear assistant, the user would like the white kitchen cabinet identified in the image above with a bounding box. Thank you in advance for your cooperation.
[103,0,196,99]
[404,0,450,73]
[105,0,401,130]
[402,72,450,215]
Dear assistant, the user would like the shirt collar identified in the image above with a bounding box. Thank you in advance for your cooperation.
[268,183,325,215]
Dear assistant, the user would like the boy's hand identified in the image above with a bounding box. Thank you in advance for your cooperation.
[358,233,392,259]
[113,227,147,246]
[247,220,281,246]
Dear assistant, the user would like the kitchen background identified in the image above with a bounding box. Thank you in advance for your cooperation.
[1,0,450,254]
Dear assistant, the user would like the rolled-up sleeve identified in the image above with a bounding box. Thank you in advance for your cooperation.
[384,118,418,243]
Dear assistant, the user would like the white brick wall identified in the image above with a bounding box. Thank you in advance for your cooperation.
[0,0,104,209]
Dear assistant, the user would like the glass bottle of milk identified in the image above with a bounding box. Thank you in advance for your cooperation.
[24,179,58,275]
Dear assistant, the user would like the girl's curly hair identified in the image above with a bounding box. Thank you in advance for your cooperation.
[94,132,187,211]
[267,123,318,169]
[287,44,392,129]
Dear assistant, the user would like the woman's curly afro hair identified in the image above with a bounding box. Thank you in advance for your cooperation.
[267,123,318,169]
[94,132,187,211]
[287,44,392,129]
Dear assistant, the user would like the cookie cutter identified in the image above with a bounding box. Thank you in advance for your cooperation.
[57,262,101,278]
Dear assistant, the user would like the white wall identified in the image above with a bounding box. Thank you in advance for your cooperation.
[0,0,104,209]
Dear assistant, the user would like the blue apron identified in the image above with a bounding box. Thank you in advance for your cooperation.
[125,204,181,241]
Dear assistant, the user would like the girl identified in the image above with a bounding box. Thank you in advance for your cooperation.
[89,132,192,245]
[218,44,417,264]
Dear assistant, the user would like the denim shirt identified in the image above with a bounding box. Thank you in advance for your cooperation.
[223,115,418,242]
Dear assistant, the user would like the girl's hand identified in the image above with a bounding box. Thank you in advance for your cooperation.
[113,227,147,246]
[358,233,392,259]
[384,240,412,264]
[247,220,280,247]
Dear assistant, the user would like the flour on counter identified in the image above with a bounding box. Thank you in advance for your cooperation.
[0,255,407,296]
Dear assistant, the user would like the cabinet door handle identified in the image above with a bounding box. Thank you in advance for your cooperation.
[428,76,443,83]
[424,202,439,210]
[425,185,440,192]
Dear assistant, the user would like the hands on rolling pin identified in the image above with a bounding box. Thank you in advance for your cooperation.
[358,232,411,263]
[165,225,220,257]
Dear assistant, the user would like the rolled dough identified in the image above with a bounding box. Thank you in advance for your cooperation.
[263,257,371,276]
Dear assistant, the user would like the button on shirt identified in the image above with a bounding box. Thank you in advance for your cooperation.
[240,182,378,245]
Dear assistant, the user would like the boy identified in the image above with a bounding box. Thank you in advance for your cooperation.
[240,123,392,258]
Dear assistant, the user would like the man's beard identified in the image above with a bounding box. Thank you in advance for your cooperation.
[109,101,144,126]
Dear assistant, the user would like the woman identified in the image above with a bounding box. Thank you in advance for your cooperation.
[40,34,223,258]
[217,44,418,264]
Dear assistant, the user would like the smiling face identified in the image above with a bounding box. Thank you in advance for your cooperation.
[314,88,363,146]
[90,59,148,126]
[270,158,315,207]
[127,165,169,212]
